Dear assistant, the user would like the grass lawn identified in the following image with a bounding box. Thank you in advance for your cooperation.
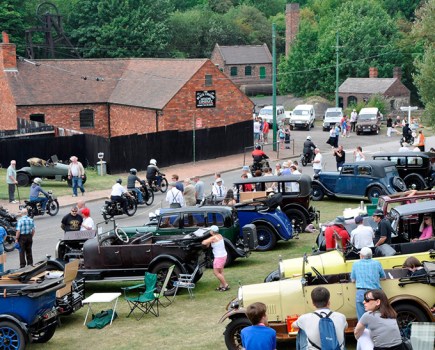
[27,199,359,350]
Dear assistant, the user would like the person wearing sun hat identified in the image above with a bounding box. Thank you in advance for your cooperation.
[324,216,350,251]
[372,209,393,247]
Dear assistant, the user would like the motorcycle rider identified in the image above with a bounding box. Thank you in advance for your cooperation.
[302,136,316,162]
[110,179,132,213]
[146,159,162,189]
[29,177,49,212]
[127,168,146,204]
[251,145,269,171]
[402,123,412,144]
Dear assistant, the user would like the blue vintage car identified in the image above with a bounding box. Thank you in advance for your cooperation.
[235,193,293,251]
[312,160,407,202]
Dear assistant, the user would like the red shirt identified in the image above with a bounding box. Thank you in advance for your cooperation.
[263,122,269,133]
[325,225,350,250]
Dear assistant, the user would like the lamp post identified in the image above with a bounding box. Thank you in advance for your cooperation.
[400,106,418,125]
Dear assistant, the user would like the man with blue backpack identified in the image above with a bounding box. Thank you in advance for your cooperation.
[293,286,347,350]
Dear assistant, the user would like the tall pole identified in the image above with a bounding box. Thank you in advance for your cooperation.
[192,114,196,164]
[272,23,277,151]
[335,31,339,107]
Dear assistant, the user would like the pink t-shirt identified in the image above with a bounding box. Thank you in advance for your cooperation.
[419,225,433,240]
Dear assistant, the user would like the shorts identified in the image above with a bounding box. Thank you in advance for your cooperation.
[213,256,227,269]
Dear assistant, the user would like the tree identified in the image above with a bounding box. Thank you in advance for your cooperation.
[0,0,27,54]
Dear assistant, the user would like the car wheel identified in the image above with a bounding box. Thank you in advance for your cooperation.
[17,173,30,187]
[1,222,15,252]
[47,200,59,216]
[306,124,310,131]
[264,269,280,283]
[255,224,277,251]
[224,317,252,350]
[404,175,426,191]
[0,320,26,350]
[125,198,137,217]
[160,178,168,193]
[285,208,307,233]
[394,303,430,338]
[32,323,57,343]
[289,125,293,130]
[367,186,384,202]
[356,131,360,135]
[392,176,407,192]
[151,261,181,296]
[312,184,324,201]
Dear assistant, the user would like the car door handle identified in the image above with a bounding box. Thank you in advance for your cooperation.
[336,292,343,295]
[146,249,151,253]
[114,251,119,254]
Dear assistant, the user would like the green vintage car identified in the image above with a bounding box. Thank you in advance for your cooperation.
[220,258,435,350]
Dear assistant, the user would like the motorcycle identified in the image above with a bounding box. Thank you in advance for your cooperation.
[301,148,315,166]
[101,193,137,220]
[22,191,60,218]
[148,172,168,193]
[0,206,18,252]
[130,180,155,206]
[250,159,270,175]
[400,134,414,147]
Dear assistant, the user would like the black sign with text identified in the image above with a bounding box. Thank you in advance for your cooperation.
[196,90,216,108]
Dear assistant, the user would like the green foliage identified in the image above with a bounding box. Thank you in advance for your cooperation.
[242,0,286,18]
[0,0,27,53]
[208,0,233,13]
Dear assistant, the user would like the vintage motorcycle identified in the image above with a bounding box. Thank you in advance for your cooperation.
[22,190,59,218]
[130,180,155,206]
[0,206,18,252]
[301,147,315,166]
[101,193,137,220]
[148,172,169,193]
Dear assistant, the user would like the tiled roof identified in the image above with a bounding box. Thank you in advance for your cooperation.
[339,78,398,94]
[217,44,272,65]
[6,58,208,109]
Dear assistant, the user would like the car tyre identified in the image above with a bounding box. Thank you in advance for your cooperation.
[224,317,252,350]
[264,269,280,283]
[403,175,426,191]
[285,208,307,233]
[255,224,277,251]
[17,173,30,187]
[367,186,384,202]
[394,303,429,338]
[151,261,181,296]
[0,320,26,350]
[32,323,57,343]
[392,176,407,192]
[311,185,324,201]
[1,222,16,252]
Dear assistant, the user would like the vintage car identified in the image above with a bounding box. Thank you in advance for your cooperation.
[220,259,435,350]
[311,161,407,202]
[372,152,435,190]
[54,221,209,295]
[121,206,258,264]
[377,190,435,217]
[233,174,319,233]
[16,155,87,187]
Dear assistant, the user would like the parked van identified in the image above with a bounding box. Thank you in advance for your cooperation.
[289,104,315,130]
[356,107,381,135]
[257,105,286,127]
[322,107,343,131]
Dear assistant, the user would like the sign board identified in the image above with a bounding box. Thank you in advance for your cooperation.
[196,118,203,128]
[196,90,216,108]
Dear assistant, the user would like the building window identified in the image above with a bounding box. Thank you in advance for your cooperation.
[245,66,252,76]
[205,74,212,86]
[348,96,357,106]
[30,114,45,123]
[80,109,95,128]
[230,67,238,76]
[259,66,266,79]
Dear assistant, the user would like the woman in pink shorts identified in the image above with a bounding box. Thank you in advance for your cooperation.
[202,225,230,291]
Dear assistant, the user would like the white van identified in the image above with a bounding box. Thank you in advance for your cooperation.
[290,104,315,130]
[257,105,286,127]
[323,107,343,131]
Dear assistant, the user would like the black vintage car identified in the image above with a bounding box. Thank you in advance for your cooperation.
[55,221,209,295]
[372,152,435,190]
[233,174,319,233]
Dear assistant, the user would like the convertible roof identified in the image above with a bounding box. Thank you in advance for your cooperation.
[391,200,435,216]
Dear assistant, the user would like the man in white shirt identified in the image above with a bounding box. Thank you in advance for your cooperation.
[212,178,227,202]
[294,286,347,350]
[312,148,323,175]
[350,216,374,249]
[290,165,301,192]
[166,182,185,208]
[253,119,261,142]
[110,178,131,212]
[350,109,358,133]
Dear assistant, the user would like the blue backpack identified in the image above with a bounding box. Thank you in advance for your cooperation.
[308,311,341,350]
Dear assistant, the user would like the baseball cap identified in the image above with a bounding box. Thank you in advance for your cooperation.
[210,225,219,232]
[372,209,384,217]
[355,215,363,224]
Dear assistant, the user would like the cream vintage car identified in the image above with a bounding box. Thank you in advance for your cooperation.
[220,258,435,350]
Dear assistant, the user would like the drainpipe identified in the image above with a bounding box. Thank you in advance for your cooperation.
[155,110,159,132]
[107,103,111,138]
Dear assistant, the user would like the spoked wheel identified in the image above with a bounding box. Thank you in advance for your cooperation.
[151,262,181,296]
[395,304,429,339]
[47,200,59,216]
[160,178,168,193]
[255,224,277,251]
[145,188,154,205]
[1,223,16,252]
[32,323,57,343]
[285,208,307,233]
[0,320,26,350]
[125,197,137,217]
[224,317,251,350]
[367,186,384,203]
[311,185,324,201]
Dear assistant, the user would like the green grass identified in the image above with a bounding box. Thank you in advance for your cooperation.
[0,168,119,200]
[27,199,358,350]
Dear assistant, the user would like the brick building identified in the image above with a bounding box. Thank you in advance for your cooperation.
[211,43,272,95]
[339,67,410,110]
[0,33,253,138]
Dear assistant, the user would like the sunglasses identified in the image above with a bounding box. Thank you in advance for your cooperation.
[71,210,78,213]
[363,297,377,303]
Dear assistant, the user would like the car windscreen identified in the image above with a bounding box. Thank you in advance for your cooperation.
[325,112,341,117]
[293,110,309,116]
[259,108,273,115]
[358,114,376,121]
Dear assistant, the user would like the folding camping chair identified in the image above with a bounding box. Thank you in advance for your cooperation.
[122,272,158,319]
[172,264,200,301]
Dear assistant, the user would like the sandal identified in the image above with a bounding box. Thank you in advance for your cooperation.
[220,285,230,292]
[215,287,223,291]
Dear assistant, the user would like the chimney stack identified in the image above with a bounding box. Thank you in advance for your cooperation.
[369,67,378,78]
[393,67,402,81]
[285,3,300,56]
[0,31,17,71]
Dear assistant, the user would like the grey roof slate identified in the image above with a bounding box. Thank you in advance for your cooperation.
[217,44,272,65]
[339,78,398,94]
